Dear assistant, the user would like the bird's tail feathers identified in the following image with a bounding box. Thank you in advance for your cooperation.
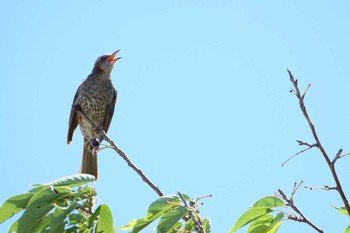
[81,144,98,179]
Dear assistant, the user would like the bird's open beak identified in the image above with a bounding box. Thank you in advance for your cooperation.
[106,50,121,64]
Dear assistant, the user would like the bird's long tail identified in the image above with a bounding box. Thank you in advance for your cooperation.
[81,142,98,179]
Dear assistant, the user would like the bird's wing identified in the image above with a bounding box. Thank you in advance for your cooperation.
[102,88,117,136]
[67,87,81,144]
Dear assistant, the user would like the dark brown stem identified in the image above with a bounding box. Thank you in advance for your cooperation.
[288,69,350,215]
[178,192,205,233]
[73,105,164,197]
[278,189,323,233]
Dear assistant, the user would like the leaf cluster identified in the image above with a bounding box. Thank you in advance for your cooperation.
[230,196,285,233]
[0,175,211,233]
[119,194,211,233]
[0,174,115,233]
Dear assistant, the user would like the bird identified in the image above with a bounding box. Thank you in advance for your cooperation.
[67,50,121,179]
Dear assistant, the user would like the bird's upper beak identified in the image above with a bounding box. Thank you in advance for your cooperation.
[106,50,122,64]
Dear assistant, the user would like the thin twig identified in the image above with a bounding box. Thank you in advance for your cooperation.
[339,152,350,159]
[178,192,205,233]
[278,189,324,233]
[332,149,343,164]
[291,181,303,203]
[288,69,350,215]
[296,140,315,147]
[304,185,337,191]
[281,141,316,166]
[302,84,312,100]
[73,105,164,197]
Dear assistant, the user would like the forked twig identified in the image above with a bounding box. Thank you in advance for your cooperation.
[278,188,323,233]
[331,149,350,164]
[288,69,350,215]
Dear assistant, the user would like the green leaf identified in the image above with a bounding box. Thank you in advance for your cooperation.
[128,218,151,233]
[344,225,350,233]
[248,214,274,233]
[202,218,211,233]
[49,202,79,233]
[229,207,272,233]
[96,204,115,233]
[31,174,95,189]
[180,193,191,201]
[17,186,69,232]
[17,201,54,232]
[69,213,86,225]
[9,220,18,233]
[270,213,284,228]
[121,195,182,233]
[249,224,269,233]
[157,206,188,233]
[267,221,282,233]
[0,193,33,223]
[26,187,67,207]
[332,204,349,215]
[29,212,52,232]
[183,219,195,232]
[76,186,97,201]
[65,226,80,233]
[118,219,138,231]
[146,195,181,219]
[248,213,284,233]
[253,196,285,208]
[87,205,101,229]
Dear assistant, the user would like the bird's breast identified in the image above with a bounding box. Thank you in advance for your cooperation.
[76,80,115,124]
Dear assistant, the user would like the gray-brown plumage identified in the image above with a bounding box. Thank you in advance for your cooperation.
[67,50,121,179]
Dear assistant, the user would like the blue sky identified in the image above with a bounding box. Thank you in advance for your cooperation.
[1,1,350,232]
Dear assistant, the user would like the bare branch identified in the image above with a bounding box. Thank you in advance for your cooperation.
[287,70,350,215]
[278,188,324,233]
[73,105,164,197]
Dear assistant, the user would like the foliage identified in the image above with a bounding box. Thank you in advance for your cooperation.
[0,175,210,233]
[119,193,210,233]
[0,174,114,233]
[229,196,284,233]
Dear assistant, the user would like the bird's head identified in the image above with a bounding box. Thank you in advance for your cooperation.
[93,50,121,75]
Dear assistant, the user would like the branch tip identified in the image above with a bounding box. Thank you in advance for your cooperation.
[73,106,164,197]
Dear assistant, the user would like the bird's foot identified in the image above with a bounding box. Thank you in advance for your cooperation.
[91,138,100,148]
[90,138,100,156]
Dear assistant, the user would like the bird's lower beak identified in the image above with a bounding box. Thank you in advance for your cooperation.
[106,50,122,64]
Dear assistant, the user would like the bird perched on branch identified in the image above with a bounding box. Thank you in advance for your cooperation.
[67,50,121,179]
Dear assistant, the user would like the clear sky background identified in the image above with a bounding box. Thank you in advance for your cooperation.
[1,1,350,232]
